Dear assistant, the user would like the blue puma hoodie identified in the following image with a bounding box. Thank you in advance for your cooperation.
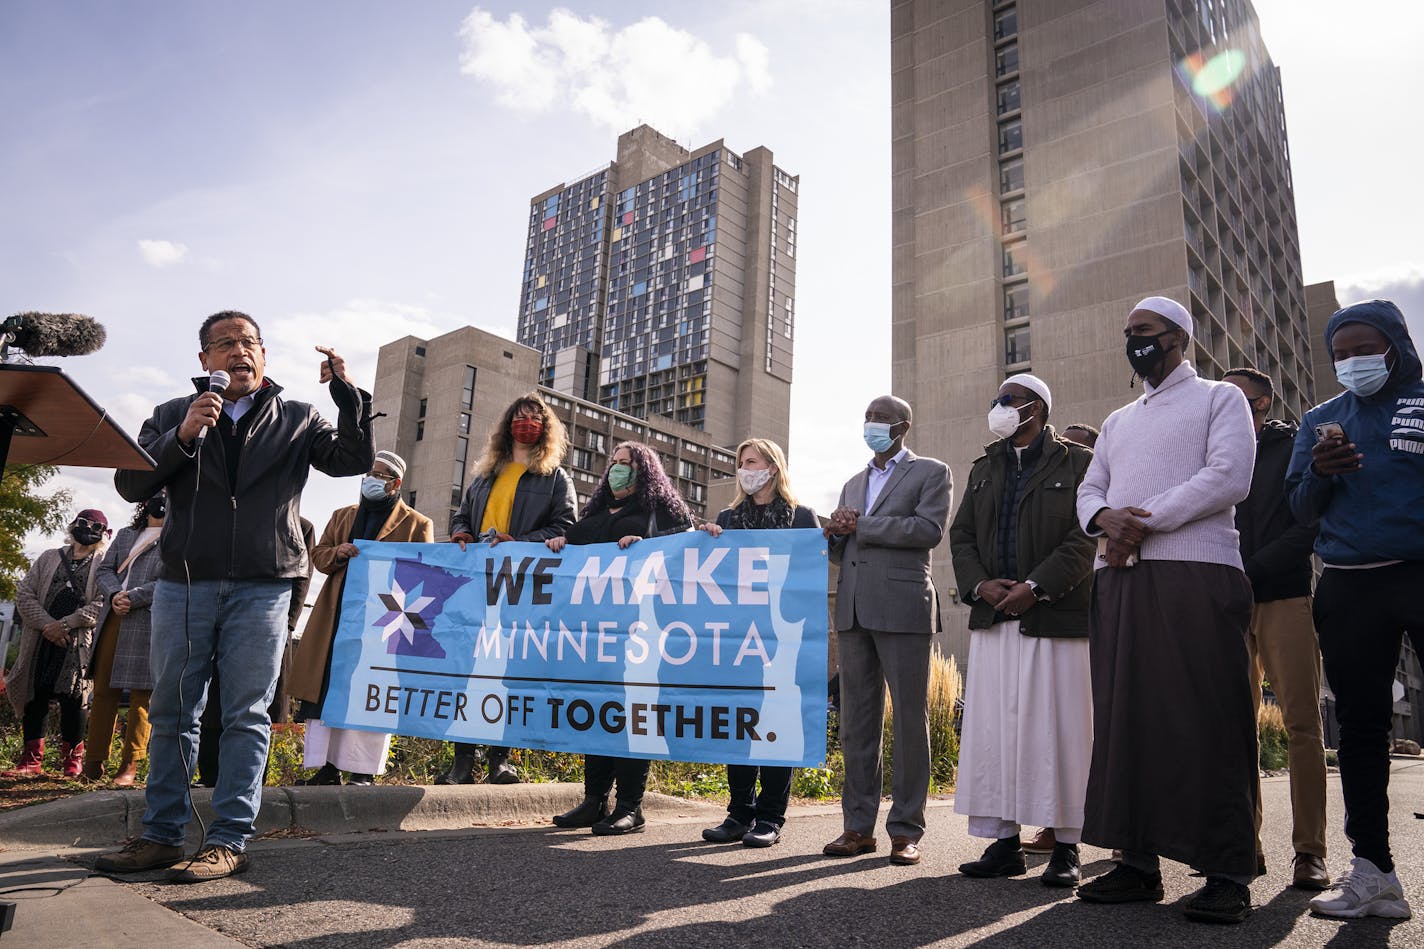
[1286,299,1424,564]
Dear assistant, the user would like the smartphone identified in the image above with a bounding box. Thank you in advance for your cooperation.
[1314,421,1347,443]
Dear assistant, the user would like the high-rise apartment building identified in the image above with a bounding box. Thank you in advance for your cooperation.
[371,325,736,541]
[1306,280,1343,403]
[892,0,1313,660]
[517,125,799,452]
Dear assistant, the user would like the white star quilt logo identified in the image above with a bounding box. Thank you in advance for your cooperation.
[374,579,436,646]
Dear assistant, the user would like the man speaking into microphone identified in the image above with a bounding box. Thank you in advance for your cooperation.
[97,310,373,882]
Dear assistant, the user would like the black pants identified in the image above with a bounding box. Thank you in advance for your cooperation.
[727,765,794,827]
[584,754,650,807]
[1315,562,1423,874]
[23,688,86,745]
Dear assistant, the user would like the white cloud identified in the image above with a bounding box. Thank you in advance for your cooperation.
[137,238,189,268]
[457,7,772,137]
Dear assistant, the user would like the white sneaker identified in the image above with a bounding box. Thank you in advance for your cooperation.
[1310,857,1412,919]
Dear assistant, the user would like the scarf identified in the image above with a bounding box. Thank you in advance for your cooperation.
[726,497,795,531]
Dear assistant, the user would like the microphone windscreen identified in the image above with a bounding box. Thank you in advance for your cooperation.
[208,369,231,394]
[6,312,106,356]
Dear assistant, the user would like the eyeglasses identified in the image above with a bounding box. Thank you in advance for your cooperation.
[205,335,263,353]
[367,470,398,482]
[990,393,1038,409]
[73,517,105,531]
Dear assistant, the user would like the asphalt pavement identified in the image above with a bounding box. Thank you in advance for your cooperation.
[3,761,1422,947]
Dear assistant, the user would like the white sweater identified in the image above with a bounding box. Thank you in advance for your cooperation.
[1076,362,1256,569]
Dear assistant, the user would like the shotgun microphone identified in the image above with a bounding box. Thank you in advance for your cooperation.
[192,369,230,449]
[0,311,106,359]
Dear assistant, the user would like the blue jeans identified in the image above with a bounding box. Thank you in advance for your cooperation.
[143,579,290,851]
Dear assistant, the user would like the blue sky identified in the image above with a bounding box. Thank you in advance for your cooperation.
[3,1,1421,562]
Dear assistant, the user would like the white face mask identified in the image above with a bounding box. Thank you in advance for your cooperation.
[738,468,774,495]
[987,401,1035,440]
[361,476,391,501]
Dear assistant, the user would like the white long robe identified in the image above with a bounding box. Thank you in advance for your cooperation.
[303,719,392,775]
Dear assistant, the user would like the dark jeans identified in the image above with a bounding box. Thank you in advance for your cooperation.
[585,754,650,807]
[727,765,794,827]
[23,688,86,745]
[1314,561,1423,874]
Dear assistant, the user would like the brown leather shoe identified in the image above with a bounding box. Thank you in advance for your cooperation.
[170,844,249,884]
[112,761,140,788]
[80,760,105,781]
[94,838,185,874]
[1023,827,1056,854]
[823,830,877,857]
[890,835,921,865]
[1291,852,1330,891]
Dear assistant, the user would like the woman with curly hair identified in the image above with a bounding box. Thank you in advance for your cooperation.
[548,441,694,835]
[437,392,576,785]
[698,437,818,847]
[81,494,166,785]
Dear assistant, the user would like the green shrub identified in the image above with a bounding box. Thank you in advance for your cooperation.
[1258,702,1289,771]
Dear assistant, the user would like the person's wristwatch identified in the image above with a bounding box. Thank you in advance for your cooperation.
[1025,580,1050,603]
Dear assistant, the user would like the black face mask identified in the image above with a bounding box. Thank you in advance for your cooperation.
[71,526,104,546]
[145,497,166,520]
[1126,332,1173,377]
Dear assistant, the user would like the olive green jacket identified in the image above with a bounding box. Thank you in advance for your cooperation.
[949,425,1096,637]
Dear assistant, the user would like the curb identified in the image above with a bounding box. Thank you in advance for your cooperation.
[0,783,722,850]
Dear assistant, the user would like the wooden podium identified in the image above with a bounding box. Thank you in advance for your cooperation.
[0,363,154,471]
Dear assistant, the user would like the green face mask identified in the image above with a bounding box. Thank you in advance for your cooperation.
[607,462,636,492]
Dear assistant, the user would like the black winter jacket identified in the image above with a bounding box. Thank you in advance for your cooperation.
[115,375,373,582]
[1235,419,1316,602]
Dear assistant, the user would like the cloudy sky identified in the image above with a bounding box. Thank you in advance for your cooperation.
[2,0,1421,567]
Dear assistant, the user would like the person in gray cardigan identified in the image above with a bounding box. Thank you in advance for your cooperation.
[3,510,110,778]
[83,495,166,785]
[822,395,952,867]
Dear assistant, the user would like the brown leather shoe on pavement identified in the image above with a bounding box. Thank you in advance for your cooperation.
[94,838,186,874]
[170,844,249,884]
[1023,827,1056,854]
[1291,853,1331,891]
[111,761,140,788]
[890,835,921,865]
[823,830,877,857]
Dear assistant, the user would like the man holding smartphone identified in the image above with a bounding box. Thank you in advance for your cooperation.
[1286,298,1424,920]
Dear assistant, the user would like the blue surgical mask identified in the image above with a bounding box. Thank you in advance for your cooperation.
[863,422,896,453]
[361,476,390,501]
[1335,349,1392,398]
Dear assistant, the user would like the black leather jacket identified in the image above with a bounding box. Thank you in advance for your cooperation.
[115,375,373,581]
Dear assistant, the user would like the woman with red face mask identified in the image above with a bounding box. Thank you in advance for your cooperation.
[437,392,576,786]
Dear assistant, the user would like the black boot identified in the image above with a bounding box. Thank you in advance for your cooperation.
[1042,842,1081,888]
[959,835,1027,878]
[346,772,374,787]
[435,746,477,785]
[297,763,342,786]
[592,804,646,836]
[486,747,521,785]
[553,795,611,828]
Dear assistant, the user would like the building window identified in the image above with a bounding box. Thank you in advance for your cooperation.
[1005,324,1032,365]
[586,431,606,453]
[995,42,1019,77]
[993,8,1018,41]
[998,118,1023,154]
[418,398,427,419]
[1003,242,1028,277]
[462,366,476,409]
[407,490,417,507]
[1004,284,1031,320]
[997,79,1021,115]
[415,420,424,441]
[1001,198,1027,234]
[414,345,426,358]
[453,435,469,490]
[458,412,471,435]
[1000,156,1025,193]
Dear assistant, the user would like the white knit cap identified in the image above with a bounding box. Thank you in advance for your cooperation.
[1133,296,1194,339]
[1001,373,1052,414]
[374,450,406,479]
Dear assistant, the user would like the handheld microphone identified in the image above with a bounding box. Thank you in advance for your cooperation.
[193,369,230,449]
[1,312,106,357]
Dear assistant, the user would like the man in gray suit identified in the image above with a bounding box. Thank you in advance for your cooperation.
[823,395,952,866]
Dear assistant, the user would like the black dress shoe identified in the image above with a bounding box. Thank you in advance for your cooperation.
[959,835,1026,878]
[553,795,611,828]
[345,773,374,787]
[487,762,521,785]
[702,817,751,843]
[297,763,342,786]
[742,820,782,848]
[435,751,477,785]
[592,805,646,836]
[1183,877,1252,924]
[1077,864,1165,904]
[1042,843,1081,888]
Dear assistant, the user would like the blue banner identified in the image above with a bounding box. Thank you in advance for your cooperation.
[321,529,829,768]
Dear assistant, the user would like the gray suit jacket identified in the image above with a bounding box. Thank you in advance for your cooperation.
[829,449,953,634]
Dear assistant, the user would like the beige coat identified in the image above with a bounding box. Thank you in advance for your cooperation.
[288,500,434,704]
[5,544,107,715]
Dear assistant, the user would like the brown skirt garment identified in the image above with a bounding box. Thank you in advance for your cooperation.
[1082,559,1258,876]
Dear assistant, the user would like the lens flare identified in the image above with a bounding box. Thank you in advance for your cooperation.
[1177,49,1248,111]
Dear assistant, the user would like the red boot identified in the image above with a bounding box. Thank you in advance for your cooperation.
[60,741,85,778]
[2,739,45,778]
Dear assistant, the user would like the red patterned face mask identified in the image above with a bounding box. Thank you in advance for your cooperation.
[510,417,544,445]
